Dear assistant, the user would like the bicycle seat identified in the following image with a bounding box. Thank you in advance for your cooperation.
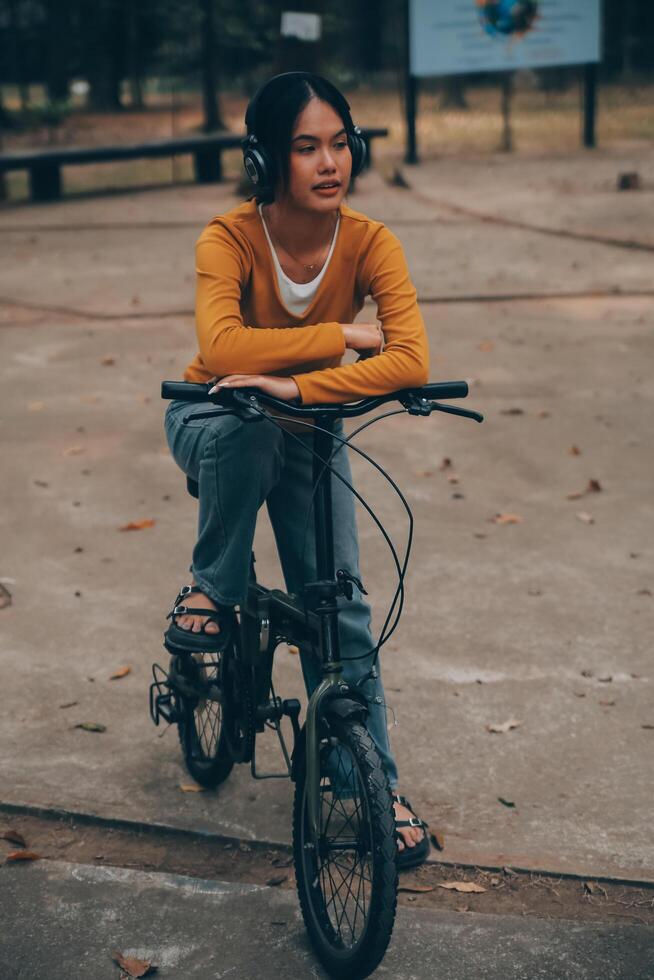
[186,476,199,499]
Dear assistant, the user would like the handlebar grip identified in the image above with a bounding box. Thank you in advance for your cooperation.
[161,381,210,401]
[420,381,468,400]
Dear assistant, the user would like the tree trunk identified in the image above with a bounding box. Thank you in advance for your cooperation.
[200,0,225,131]
[126,0,145,110]
[44,0,71,102]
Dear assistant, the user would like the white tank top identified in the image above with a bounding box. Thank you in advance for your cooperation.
[258,202,340,317]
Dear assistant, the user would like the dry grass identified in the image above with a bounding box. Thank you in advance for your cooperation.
[3,81,653,202]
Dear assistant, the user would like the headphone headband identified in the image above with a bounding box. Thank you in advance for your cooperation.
[241,72,367,194]
[245,71,355,137]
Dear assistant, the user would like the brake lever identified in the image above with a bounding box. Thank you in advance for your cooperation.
[399,391,483,423]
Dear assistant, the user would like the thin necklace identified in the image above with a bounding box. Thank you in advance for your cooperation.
[265,208,338,272]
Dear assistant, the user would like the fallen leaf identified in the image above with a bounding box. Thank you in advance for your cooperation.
[446,473,459,483]
[486,718,523,734]
[73,722,106,733]
[398,884,435,893]
[109,665,131,680]
[438,881,486,894]
[5,850,41,862]
[415,469,434,477]
[573,692,586,698]
[642,724,654,730]
[498,797,516,808]
[271,856,293,868]
[474,532,487,539]
[581,669,593,678]
[527,588,542,596]
[477,340,494,352]
[0,584,11,609]
[111,952,156,978]
[500,407,524,415]
[566,490,585,500]
[491,513,523,525]
[575,511,595,524]
[1,829,26,846]
[586,479,602,493]
[536,409,550,418]
[265,875,287,887]
[101,356,116,366]
[59,701,78,709]
[33,479,49,488]
[439,457,452,471]
[599,700,615,707]
[597,676,613,683]
[64,446,85,456]
[180,783,206,793]
[637,589,652,596]
[118,519,155,532]
[568,445,582,455]
[430,830,445,851]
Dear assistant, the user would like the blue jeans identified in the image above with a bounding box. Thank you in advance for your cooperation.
[164,399,399,793]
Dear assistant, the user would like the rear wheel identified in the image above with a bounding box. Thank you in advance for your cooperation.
[292,716,398,978]
[172,650,234,788]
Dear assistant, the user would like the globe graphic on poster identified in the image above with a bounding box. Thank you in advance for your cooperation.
[477,1,539,38]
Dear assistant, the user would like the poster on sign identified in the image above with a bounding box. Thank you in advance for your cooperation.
[409,0,601,77]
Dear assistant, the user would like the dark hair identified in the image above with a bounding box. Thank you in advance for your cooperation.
[246,74,354,205]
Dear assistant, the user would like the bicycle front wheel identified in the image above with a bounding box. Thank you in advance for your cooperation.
[292,716,398,979]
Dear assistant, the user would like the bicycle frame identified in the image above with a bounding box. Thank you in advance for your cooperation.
[238,414,367,846]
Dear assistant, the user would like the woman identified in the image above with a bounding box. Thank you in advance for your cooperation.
[164,71,430,868]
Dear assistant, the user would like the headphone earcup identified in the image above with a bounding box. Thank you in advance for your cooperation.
[241,135,275,192]
[348,126,368,179]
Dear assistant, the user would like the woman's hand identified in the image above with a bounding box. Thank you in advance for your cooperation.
[342,322,384,360]
[208,374,301,401]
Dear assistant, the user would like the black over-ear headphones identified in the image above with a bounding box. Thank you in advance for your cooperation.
[241,71,367,195]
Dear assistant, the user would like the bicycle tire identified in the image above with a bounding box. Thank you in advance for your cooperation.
[293,716,398,978]
[172,652,234,788]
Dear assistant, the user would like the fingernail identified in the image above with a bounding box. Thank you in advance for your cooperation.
[208,386,218,394]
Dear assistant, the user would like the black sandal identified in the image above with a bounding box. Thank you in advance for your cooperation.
[393,792,431,870]
[164,584,234,654]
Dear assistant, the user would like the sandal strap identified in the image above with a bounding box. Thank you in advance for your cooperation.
[167,604,225,622]
[395,817,429,829]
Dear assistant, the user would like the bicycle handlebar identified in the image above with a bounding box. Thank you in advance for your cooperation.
[161,380,483,423]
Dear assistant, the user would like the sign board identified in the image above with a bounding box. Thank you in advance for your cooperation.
[281,11,322,42]
[409,0,601,77]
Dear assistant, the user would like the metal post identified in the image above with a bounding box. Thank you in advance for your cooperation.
[405,74,419,164]
[404,0,419,164]
[583,62,597,148]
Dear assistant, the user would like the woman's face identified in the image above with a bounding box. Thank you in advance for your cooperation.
[280,98,352,213]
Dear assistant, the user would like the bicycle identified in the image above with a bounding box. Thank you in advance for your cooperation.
[149,378,482,978]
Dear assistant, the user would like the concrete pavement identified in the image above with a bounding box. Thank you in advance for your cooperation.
[2,859,653,980]
[0,149,653,883]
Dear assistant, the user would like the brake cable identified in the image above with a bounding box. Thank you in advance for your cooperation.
[250,405,415,673]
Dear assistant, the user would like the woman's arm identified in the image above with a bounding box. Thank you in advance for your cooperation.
[195,223,346,376]
[289,226,429,404]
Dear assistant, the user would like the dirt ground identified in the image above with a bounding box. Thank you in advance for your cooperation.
[4,81,654,202]
[3,812,653,927]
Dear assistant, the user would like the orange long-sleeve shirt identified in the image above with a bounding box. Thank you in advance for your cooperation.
[185,198,430,405]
